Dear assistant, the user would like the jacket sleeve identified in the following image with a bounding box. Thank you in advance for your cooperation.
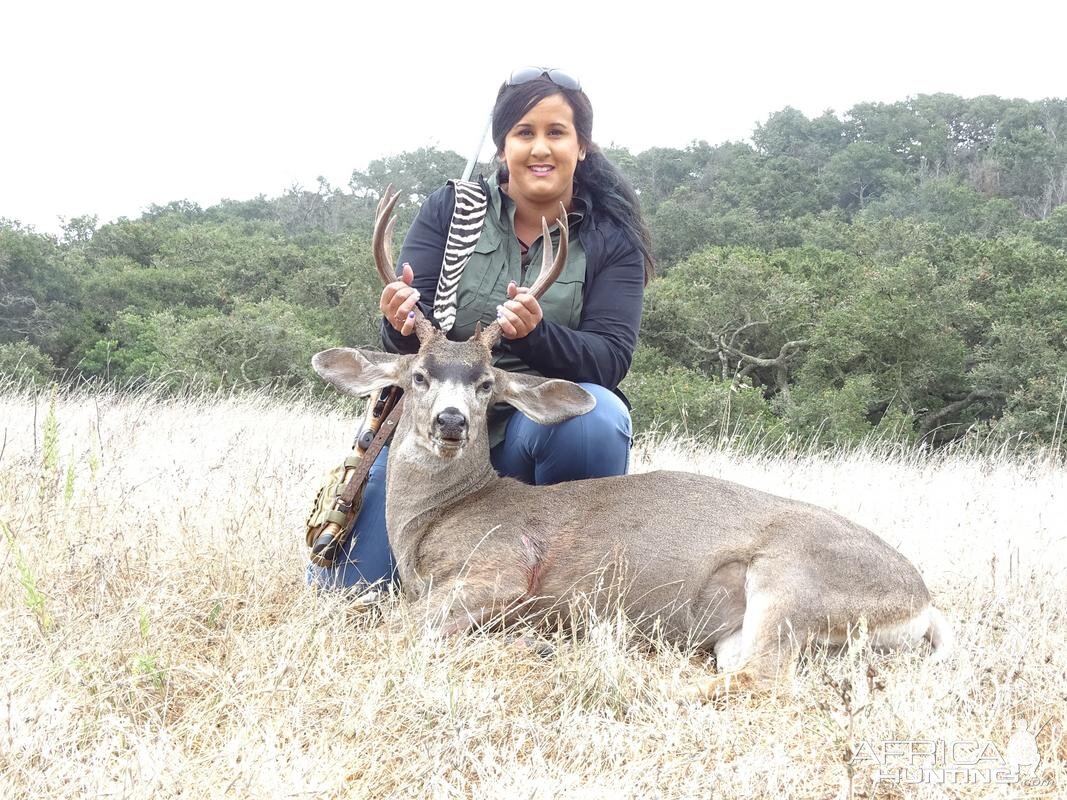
[379,184,454,354]
[502,230,644,390]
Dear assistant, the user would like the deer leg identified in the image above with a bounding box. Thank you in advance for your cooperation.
[392,534,552,653]
[685,582,819,702]
[713,629,745,671]
[403,573,533,641]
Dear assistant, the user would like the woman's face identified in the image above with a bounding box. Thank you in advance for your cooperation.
[500,93,586,209]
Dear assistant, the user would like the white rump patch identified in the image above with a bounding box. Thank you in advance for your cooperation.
[867,607,933,650]
[817,609,930,651]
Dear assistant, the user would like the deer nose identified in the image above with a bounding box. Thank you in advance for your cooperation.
[436,407,467,434]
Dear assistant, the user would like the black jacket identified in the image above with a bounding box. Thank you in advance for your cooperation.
[381,180,644,391]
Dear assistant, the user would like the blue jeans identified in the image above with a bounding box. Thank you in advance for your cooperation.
[306,383,631,590]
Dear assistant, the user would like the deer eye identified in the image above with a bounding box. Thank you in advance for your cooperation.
[412,372,427,387]
[478,379,494,394]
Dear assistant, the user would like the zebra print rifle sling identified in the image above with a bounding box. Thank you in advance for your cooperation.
[433,179,489,332]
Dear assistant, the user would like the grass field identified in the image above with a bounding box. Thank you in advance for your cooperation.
[1,389,1064,798]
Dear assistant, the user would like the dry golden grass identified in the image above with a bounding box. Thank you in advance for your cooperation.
[1,388,1065,798]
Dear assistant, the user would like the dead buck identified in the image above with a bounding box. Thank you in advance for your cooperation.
[311,190,954,697]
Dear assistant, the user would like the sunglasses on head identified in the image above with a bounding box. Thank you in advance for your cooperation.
[506,67,582,92]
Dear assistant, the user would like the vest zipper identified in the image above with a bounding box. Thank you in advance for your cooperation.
[522,229,550,286]
[520,239,534,286]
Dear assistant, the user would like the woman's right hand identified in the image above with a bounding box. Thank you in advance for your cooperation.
[380,262,421,336]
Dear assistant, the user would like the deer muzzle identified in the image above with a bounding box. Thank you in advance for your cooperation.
[432,407,468,450]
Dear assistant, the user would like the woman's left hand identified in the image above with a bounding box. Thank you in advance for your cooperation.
[496,281,543,339]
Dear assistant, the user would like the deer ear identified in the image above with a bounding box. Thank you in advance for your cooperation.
[312,348,410,396]
[493,369,596,425]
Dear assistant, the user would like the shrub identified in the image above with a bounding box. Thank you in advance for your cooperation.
[622,345,778,438]
[0,341,55,387]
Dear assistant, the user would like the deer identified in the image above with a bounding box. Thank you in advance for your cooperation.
[311,190,954,698]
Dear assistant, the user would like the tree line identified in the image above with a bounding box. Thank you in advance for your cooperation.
[3,93,1066,450]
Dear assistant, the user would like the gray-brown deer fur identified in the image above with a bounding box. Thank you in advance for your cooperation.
[312,190,953,691]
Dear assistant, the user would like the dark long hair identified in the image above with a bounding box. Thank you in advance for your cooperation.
[490,77,654,284]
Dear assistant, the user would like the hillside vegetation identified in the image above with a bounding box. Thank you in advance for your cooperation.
[3,94,1067,450]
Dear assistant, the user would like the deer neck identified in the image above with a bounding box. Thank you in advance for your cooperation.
[383,415,499,589]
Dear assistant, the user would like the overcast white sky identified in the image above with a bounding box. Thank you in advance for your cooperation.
[2,0,1064,234]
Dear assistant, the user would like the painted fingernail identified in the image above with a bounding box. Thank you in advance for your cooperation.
[407,311,416,319]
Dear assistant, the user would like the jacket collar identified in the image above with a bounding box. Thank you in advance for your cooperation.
[481,170,588,234]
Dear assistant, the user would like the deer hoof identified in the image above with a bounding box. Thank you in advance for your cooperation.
[509,636,556,659]
[679,670,764,705]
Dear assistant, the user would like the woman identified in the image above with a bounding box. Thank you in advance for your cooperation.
[310,67,653,589]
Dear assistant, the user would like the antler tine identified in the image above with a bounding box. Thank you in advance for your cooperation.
[372,186,402,286]
[527,202,569,300]
[478,320,504,351]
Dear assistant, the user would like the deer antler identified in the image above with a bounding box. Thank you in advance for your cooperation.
[528,204,570,300]
[372,188,401,287]
[374,185,435,343]
[478,203,569,350]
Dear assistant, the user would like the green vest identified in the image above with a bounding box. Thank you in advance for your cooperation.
[449,174,588,446]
